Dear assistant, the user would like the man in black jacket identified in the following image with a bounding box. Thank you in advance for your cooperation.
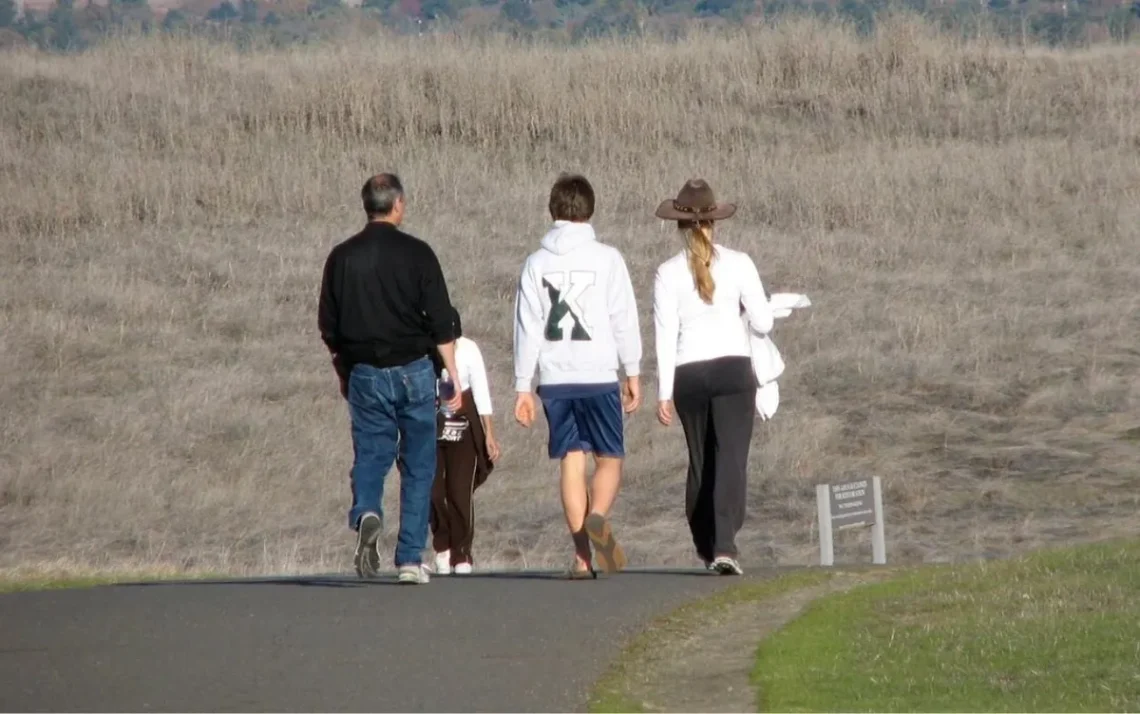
[319,173,463,585]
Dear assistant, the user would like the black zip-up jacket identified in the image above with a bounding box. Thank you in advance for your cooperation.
[318,221,458,376]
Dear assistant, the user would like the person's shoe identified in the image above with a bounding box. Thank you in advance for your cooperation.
[397,564,431,584]
[454,562,473,575]
[584,513,627,574]
[434,550,452,575]
[353,513,382,579]
[711,556,744,575]
[565,561,597,580]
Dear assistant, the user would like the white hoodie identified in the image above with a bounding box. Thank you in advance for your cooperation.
[514,221,641,391]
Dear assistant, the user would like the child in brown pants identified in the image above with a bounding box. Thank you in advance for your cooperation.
[430,309,500,575]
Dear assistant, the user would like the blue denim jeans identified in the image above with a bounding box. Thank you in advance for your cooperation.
[346,356,437,567]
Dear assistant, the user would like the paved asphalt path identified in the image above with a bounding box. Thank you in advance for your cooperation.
[0,566,779,712]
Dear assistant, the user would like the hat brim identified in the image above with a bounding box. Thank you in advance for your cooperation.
[655,200,737,222]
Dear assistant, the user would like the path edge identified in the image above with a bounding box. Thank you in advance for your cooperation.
[587,566,899,713]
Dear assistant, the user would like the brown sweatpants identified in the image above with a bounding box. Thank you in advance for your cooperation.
[430,429,480,566]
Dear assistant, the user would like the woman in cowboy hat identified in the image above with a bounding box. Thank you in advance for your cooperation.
[651,179,775,575]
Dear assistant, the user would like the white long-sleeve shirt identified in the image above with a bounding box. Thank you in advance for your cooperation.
[514,221,642,391]
[448,336,493,416]
[653,245,775,401]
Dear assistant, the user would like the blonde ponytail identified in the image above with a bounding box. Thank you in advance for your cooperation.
[683,221,716,303]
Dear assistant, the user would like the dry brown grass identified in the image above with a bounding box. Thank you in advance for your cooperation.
[1,17,1138,577]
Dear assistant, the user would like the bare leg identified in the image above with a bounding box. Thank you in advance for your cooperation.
[589,455,623,517]
[560,450,592,569]
[583,454,627,573]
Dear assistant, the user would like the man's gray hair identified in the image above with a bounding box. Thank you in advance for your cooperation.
[362,173,404,218]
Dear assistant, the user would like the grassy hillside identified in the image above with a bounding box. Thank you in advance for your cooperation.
[0,17,1138,575]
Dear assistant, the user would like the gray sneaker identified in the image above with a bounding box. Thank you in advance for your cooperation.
[397,564,430,584]
[354,513,382,579]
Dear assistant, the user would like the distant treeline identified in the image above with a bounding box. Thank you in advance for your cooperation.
[2,0,1138,52]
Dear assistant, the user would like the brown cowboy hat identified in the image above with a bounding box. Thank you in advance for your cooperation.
[655,178,737,222]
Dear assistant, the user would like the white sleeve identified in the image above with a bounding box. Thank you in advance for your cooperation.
[653,265,679,402]
[608,251,642,377]
[466,341,493,416]
[513,258,544,393]
[739,254,775,336]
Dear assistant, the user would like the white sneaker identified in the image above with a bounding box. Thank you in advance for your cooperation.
[397,564,430,584]
[353,512,383,579]
[711,556,744,575]
[434,550,451,575]
[454,562,472,575]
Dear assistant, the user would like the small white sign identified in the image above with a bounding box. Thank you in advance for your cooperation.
[816,476,886,567]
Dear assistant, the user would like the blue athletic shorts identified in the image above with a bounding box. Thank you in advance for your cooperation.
[537,383,624,459]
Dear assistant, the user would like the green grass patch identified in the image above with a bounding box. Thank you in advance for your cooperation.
[753,538,1140,712]
[0,571,223,593]
[589,569,843,713]
[0,575,129,593]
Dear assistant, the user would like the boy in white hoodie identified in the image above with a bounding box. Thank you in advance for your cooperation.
[513,173,642,578]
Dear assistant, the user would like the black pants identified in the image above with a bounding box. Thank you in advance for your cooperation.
[430,428,479,566]
[673,356,756,561]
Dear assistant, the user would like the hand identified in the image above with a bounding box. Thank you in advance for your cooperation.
[441,354,463,414]
[657,400,673,426]
[622,376,641,413]
[514,392,536,428]
[486,434,501,463]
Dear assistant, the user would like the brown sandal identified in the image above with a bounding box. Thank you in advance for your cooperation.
[584,513,627,574]
[566,563,597,580]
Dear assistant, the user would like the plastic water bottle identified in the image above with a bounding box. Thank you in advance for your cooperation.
[438,369,456,417]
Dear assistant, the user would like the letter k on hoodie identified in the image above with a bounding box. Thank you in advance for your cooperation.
[513,220,642,392]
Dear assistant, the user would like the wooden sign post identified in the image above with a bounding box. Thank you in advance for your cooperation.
[816,477,886,566]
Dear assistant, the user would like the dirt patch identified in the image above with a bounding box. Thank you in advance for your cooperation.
[609,572,886,712]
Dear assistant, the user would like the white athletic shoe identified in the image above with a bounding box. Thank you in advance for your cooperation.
[454,562,472,575]
[397,564,431,584]
[711,556,744,575]
[353,512,383,579]
[434,550,452,575]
